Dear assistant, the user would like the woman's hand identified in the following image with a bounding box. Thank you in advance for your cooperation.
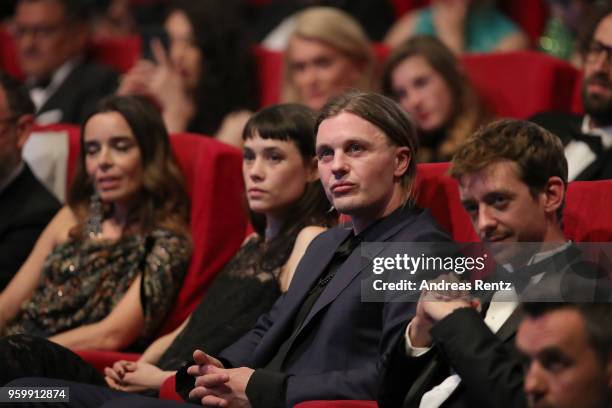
[117,39,195,132]
[104,360,173,392]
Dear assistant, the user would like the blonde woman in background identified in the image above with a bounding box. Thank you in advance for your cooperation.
[281,7,377,111]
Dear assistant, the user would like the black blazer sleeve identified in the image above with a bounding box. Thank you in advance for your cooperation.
[429,308,527,408]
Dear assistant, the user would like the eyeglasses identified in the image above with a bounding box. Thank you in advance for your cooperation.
[585,40,612,65]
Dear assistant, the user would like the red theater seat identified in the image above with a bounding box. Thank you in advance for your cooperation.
[89,36,142,73]
[254,46,283,107]
[75,134,247,370]
[461,51,579,119]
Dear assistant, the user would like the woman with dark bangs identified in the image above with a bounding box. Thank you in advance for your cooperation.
[0,95,191,350]
[117,0,259,147]
[0,104,336,395]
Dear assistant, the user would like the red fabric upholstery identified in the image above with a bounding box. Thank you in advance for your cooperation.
[461,51,579,119]
[0,28,24,80]
[159,375,183,401]
[499,0,548,44]
[74,350,139,374]
[254,46,283,107]
[415,163,478,242]
[158,134,248,334]
[564,180,612,242]
[89,36,142,73]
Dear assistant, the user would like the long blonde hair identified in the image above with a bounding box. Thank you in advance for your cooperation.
[281,7,376,105]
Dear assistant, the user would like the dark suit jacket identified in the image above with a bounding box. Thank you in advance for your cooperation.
[530,111,612,181]
[0,164,60,290]
[176,206,453,407]
[37,60,118,125]
[378,245,607,408]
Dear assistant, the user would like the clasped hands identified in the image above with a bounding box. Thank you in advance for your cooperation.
[409,273,481,348]
[187,349,254,408]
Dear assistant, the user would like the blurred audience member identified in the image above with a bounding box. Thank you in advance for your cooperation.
[531,5,612,181]
[518,302,611,408]
[0,95,191,351]
[257,0,394,47]
[382,36,492,163]
[385,0,529,54]
[539,0,600,65]
[117,0,259,147]
[0,103,336,392]
[0,71,59,291]
[12,0,119,125]
[91,0,136,39]
[281,7,376,111]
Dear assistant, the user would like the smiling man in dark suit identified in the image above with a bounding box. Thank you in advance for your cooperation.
[0,71,59,291]
[379,119,609,408]
[12,0,118,125]
[531,5,612,181]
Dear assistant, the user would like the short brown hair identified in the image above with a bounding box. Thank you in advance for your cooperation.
[315,91,419,201]
[450,119,568,217]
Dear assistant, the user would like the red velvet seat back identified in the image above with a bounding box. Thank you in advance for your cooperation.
[461,51,579,119]
[415,163,478,242]
[158,134,248,334]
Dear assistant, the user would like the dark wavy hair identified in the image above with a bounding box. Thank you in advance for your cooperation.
[242,104,337,268]
[67,95,190,240]
[169,0,259,136]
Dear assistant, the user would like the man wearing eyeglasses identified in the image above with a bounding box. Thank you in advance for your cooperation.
[0,71,60,291]
[532,5,612,181]
[12,0,118,125]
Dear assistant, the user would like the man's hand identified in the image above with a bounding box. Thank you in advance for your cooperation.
[189,365,254,408]
[409,273,479,347]
[187,349,225,377]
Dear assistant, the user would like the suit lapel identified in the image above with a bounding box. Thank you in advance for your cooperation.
[297,215,415,336]
[265,228,351,337]
[37,63,83,118]
[574,148,612,181]
[495,307,523,342]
